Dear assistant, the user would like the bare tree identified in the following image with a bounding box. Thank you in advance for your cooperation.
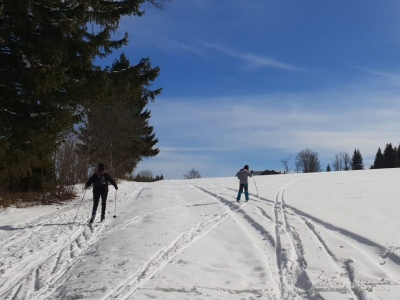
[139,170,153,179]
[281,155,291,174]
[332,152,350,171]
[332,153,343,171]
[343,152,351,170]
[295,149,321,173]
[184,168,201,179]
[54,137,80,195]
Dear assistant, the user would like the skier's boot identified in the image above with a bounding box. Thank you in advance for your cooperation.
[89,215,95,224]
[101,215,105,222]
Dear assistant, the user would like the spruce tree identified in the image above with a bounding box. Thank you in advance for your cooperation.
[383,143,397,168]
[76,53,161,177]
[0,0,166,188]
[372,147,385,169]
[351,149,364,170]
[326,164,331,172]
[393,146,399,168]
[398,143,400,167]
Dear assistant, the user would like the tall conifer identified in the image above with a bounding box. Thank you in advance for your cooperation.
[351,149,364,170]
[372,147,385,169]
[0,0,166,187]
[383,143,397,168]
[76,53,161,177]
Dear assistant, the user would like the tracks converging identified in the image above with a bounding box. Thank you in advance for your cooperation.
[0,185,145,300]
[2,177,400,300]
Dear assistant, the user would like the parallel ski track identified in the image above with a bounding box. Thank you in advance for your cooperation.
[279,182,400,299]
[101,183,249,300]
[270,174,365,299]
[194,183,281,293]
[205,179,313,298]
[271,176,316,299]
[138,285,278,299]
[0,184,145,300]
[193,177,373,299]
[273,174,390,299]
[285,209,365,299]
[294,212,400,299]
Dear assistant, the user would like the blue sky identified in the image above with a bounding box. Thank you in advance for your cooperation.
[99,0,400,179]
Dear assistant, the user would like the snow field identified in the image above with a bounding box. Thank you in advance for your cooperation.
[1,169,400,299]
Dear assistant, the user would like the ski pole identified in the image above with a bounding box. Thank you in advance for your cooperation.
[253,176,259,196]
[113,190,117,218]
[73,188,87,224]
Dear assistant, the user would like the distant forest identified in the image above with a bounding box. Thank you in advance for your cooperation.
[291,143,400,173]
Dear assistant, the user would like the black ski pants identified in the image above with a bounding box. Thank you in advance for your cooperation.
[92,189,108,217]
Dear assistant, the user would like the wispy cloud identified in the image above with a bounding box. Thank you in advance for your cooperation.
[160,38,205,56]
[145,90,400,165]
[201,42,302,71]
[352,66,400,82]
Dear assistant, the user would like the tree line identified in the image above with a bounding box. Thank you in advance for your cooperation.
[291,142,400,173]
[132,170,164,182]
[1,0,168,196]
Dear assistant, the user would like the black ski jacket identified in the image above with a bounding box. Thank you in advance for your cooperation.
[86,171,118,193]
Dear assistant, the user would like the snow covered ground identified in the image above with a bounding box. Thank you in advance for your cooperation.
[1,169,400,300]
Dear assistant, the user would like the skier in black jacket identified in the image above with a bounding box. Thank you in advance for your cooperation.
[85,163,118,223]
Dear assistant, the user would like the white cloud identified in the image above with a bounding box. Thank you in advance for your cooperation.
[160,38,206,56]
[201,42,302,71]
[136,150,219,180]
[147,89,400,160]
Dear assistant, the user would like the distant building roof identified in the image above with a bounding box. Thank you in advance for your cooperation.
[253,170,282,175]
[253,171,264,175]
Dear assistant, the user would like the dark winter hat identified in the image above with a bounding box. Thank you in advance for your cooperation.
[98,164,105,172]
[244,165,249,170]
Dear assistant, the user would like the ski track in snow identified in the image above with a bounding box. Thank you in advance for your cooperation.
[270,175,364,300]
[0,184,146,300]
[208,177,375,299]
[101,183,250,300]
[295,211,400,299]
[3,174,400,299]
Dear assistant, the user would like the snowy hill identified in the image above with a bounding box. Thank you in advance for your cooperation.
[1,169,400,299]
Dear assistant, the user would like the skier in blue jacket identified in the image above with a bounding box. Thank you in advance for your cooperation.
[85,164,118,223]
[236,165,253,202]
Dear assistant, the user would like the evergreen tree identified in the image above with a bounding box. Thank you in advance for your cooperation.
[326,164,331,172]
[372,147,385,169]
[393,146,399,168]
[351,149,364,170]
[383,143,397,168]
[76,53,161,177]
[0,0,167,189]
[398,143,400,167]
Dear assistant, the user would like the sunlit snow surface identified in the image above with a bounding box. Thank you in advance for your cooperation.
[1,169,400,299]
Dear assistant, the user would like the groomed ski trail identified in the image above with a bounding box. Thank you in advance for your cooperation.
[0,184,145,300]
[100,190,248,300]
